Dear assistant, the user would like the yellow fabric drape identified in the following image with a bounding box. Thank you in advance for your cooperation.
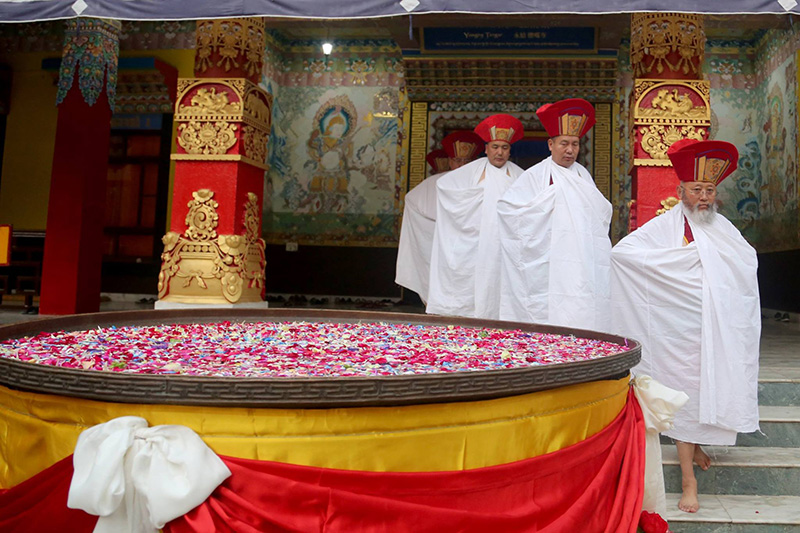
[0,376,628,488]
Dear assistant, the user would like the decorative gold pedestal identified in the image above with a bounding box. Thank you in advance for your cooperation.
[158,190,266,305]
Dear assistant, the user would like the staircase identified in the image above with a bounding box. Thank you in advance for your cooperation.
[661,319,800,532]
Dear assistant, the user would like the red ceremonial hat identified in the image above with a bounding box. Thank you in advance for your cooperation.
[425,149,450,173]
[474,114,524,144]
[442,130,484,160]
[536,98,596,138]
[667,139,739,185]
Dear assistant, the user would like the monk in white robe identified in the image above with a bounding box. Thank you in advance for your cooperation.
[611,139,760,513]
[497,98,612,331]
[396,132,483,304]
[427,114,525,319]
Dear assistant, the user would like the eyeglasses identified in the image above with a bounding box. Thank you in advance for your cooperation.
[682,186,717,197]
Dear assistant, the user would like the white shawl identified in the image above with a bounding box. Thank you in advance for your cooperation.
[610,204,760,443]
[427,158,523,319]
[496,157,612,331]
[395,172,447,303]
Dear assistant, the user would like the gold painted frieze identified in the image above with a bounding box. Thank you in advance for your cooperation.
[632,79,711,163]
[172,78,273,166]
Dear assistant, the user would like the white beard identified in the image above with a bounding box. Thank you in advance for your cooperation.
[684,202,717,225]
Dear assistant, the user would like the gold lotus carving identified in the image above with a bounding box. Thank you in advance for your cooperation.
[177,120,238,155]
[640,124,706,160]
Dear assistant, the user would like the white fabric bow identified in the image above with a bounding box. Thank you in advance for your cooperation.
[67,416,231,533]
[633,375,690,433]
[631,375,689,516]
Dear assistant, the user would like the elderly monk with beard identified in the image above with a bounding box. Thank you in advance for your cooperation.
[610,139,761,514]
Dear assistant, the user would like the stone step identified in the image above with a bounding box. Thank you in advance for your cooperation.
[737,406,800,448]
[662,445,800,496]
[758,377,800,406]
[663,494,800,532]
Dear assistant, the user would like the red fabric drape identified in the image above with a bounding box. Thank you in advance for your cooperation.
[0,453,97,533]
[168,391,645,533]
[0,391,644,533]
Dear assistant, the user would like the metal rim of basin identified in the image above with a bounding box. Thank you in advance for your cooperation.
[0,308,640,408]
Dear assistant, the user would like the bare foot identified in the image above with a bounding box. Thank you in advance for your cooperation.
[679,479,700,513]
[694,446,711,471]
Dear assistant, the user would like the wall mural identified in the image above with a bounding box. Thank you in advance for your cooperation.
[705,41,759,236]
[709,29,799,252]
[262,35,408,247]
[257,28,799,252]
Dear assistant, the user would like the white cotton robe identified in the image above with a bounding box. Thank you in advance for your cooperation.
[496,157,612,331]
[610,203,760,445]
[395,172,448,303]
[426,158,524,319]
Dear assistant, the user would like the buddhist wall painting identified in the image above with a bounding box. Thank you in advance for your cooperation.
[261,37,407,247]
[256,28,799,252]
[709,29,800,252]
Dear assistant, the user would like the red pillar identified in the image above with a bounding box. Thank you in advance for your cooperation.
[628,13,709,230]
[156,19,270,306]
[39,82,112,314]
[39,19,118,314]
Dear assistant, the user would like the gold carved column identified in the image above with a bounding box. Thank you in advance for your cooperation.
[157,18,272,307]
[628,13,708,229]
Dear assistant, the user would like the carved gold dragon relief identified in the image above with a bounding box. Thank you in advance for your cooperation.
[179,87,242,115]
[639,88,707,119]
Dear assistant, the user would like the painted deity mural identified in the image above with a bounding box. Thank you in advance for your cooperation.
[261,35,408,247]
[707,29,799,252]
